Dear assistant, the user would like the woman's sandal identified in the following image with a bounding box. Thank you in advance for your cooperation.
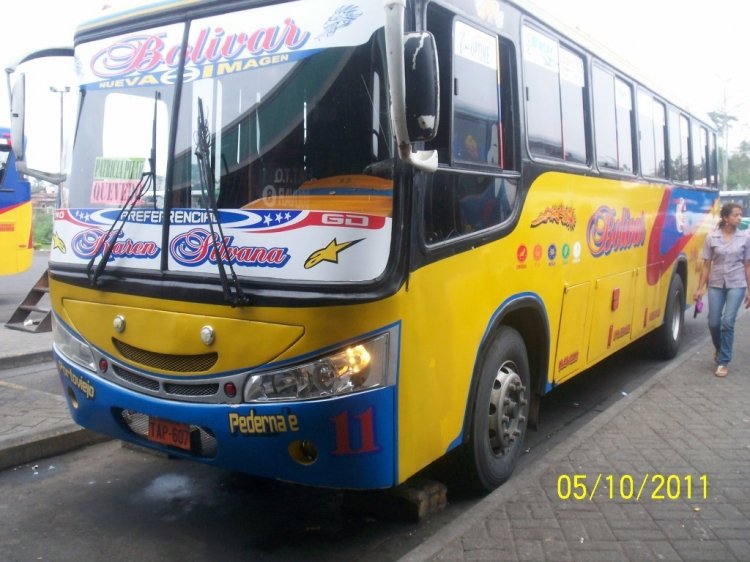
[715,365,728,377]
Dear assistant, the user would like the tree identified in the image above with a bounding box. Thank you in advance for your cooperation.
[727,144,750,189]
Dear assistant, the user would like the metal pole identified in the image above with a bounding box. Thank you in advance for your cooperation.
[49,86,70,174]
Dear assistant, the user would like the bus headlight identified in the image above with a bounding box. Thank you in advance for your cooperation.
[244,331,393,402]
[52,315,96,372]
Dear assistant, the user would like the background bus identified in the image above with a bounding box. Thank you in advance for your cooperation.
[0,126,33,275]
[719,189,750,229]
[11,0,718,493]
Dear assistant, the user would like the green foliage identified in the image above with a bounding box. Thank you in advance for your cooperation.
[728,149,750,190]
[32,211,53,249]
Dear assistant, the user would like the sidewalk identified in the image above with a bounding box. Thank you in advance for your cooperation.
[401,311,750,562]
[0,326,107,471]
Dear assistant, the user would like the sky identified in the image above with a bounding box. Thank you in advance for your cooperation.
[529,0,748,150]
[1,0,747,170]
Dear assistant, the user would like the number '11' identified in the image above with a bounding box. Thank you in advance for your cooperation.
[331,407,379,455]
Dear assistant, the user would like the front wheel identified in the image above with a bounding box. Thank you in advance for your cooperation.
[461,327,530,494]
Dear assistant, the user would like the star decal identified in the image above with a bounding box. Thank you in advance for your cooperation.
[304,238,363,269]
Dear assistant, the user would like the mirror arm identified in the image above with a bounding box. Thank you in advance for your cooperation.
[384,0,438,172]
[15,160,66,185]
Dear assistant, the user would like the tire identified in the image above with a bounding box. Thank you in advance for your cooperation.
[461,327,530,494]
[650,274,685,360]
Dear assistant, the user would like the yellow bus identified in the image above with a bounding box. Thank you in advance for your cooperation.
[17,0,717,492]
[0,127,33,275]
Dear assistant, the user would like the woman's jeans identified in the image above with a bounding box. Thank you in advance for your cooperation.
[707,286,747,365]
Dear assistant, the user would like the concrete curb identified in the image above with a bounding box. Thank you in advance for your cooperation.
[0,425,110,472]
[0,349,54,371]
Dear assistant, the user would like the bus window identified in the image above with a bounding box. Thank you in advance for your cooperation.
[559,46,586,164]
[424,171,517,243]
[593,65,634,173]
[668,109,690,182]
[523,26,561,159]
[692,124,709,187]
[614,78,635,172]
[452,21,500,167]
[709,132,718,187]
[522,25,586,164]
[637,91,667,179]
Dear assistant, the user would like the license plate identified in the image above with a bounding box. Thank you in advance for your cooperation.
[148,417,191,451]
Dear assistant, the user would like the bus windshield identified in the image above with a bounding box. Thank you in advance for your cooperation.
[61,0,393,284]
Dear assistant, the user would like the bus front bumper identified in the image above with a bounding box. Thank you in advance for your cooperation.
[54,352,397,489]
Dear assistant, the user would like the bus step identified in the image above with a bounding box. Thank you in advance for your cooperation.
[5,268,52,334]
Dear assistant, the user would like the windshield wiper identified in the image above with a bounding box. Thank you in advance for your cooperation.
[87,92,160,286]
[195,97,249,307]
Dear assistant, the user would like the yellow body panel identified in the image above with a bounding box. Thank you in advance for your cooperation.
[0,201,33,275]
[60,299,305,374]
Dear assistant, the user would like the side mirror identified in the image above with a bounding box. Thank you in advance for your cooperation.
[5,48,75,183]
[9,73,26,161]
[404,32,439,142]
[384,1,439,171]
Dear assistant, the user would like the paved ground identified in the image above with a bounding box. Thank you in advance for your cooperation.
[2,266,749,561]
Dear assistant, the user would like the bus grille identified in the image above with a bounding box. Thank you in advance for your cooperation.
[112,338,218,372]
[112,365,160,391]
[164,382,220,397]
[119,409,217,458]
[112,365,220,398]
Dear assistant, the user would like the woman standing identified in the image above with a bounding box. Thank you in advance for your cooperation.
[693,203,750,377]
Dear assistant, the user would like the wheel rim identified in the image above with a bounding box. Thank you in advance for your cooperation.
[487,361,527,455]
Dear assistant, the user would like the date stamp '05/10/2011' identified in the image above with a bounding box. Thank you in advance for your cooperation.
[556,474,709,502]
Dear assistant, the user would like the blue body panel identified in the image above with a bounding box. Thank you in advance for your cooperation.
[55,352,397,489]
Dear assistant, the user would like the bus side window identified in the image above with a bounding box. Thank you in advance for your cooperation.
[691,124,709,187]
[593,65,635,173]
[637,91,667,179]
[422,6,518,246]
[522,26,587,164]
[424,171,517,244]
[666,109,690,183]
[708,132,718,187]
[426,6,517,174]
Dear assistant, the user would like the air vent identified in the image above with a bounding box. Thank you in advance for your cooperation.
[164,382,219,397]
[113,338,218,372]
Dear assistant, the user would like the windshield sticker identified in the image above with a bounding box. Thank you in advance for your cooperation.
[304,238,363,268]
[52,207,390,282]
[90,157,147,205]
[77,0,385,90]
[319,5,363,38]
[72,228,161,261]
[52,232,67,253]
[170,229,291,268]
